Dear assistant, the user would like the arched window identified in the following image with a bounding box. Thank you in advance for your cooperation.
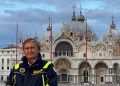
[99,53,102,57]
[109,51,112,56]
[1,76,3,81]
[109,45,112,49]
[55,42,73,57]
[83,70,88,83]
[70,32,73,36]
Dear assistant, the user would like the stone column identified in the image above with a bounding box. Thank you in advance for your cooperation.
[77,75,79,83]
[91,68,95,83]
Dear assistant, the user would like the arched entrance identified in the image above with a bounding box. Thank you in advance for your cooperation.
[59,68,68,82]
[79,62,91,84]
[113,63,120,84]
[54,58,71,82]
[95,62,108,84]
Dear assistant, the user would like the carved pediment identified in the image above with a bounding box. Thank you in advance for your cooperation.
[54,32,74,44]
[59,33,68,39]
[55,58,71,70]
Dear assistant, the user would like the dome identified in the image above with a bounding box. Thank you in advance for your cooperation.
[67,20,92,34]
[42,31,50,40]
[103,19,119,42]
[61,19,96,41]
[103,29,119,42]
[42,31,51,46]
[71,15,76,21]
[64,11,92,34]
[109,29,118,36]
[77,14,85,22]
[42,31,59,45]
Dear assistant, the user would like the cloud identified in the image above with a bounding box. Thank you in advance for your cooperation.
[0,0,120,48]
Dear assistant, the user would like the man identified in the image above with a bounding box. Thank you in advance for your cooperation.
[6,38,58,86]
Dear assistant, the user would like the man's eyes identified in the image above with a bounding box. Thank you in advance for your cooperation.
[25,47,35,50]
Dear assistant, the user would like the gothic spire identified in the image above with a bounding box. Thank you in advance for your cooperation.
[47,17,52,31]
[71,4,76,21]
[34,31,38,40]
[77,3,85,22]
[110,15,116,29]
[80,3,82,15]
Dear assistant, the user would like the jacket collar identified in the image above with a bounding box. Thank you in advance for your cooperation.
[21,53,42,65]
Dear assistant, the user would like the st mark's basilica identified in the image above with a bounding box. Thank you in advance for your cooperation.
[0,5,120,85]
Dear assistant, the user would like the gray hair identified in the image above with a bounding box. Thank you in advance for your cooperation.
[23,38,40,50]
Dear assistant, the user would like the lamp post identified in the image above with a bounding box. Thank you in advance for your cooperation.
[47,17,53,61]
[85,19,88,71]
[85,19,88,83]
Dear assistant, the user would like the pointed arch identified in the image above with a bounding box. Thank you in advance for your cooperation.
[78,61,92,83]
[54,58,71,82]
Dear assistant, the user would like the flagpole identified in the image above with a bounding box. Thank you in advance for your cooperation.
[16,18,18,64]
[50,19,53,61]
[47,17,53,61]
[85,19,88,77]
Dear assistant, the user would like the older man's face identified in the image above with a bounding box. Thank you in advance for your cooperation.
[23,41,40,61]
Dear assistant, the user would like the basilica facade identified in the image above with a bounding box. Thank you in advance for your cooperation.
[0,7,120,85]
[39,9,120,85]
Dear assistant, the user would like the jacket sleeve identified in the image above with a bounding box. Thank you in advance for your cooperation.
[47,66,58,86]
[6,68,14,86]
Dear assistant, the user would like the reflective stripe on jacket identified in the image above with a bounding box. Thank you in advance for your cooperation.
[14,61,52,86]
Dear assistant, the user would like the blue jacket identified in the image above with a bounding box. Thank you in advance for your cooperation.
[6,54,58,86]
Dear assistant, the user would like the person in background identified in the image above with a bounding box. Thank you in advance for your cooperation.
[6,38,58,86]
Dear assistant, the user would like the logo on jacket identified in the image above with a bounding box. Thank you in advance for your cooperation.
[19,68,25,74]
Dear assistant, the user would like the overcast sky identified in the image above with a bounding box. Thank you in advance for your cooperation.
[0,0,120,48]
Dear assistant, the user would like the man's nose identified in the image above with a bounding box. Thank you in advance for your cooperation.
[28,48,32,52]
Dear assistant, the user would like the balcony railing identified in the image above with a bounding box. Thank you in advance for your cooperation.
[54,51,74,57]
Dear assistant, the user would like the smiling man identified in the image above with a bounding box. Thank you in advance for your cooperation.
[6,38,58,86]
